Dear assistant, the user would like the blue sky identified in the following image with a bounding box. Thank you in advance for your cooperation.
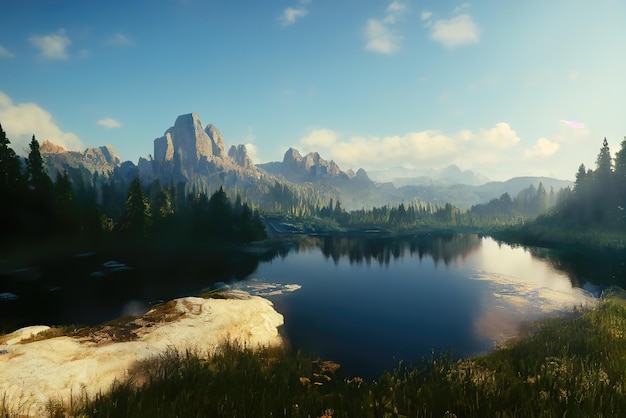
[1,0,625,181]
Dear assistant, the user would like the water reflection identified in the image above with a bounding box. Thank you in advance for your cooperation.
[292,234,482,267]
[252,235,599,378]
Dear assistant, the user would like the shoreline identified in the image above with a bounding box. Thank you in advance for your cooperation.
[0,291,284,417]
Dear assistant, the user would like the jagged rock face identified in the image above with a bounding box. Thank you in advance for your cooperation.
[40,140,67,154]
[83,145,122,167]
[41,142,122,181]
[283,147,303,165]
[228,144,254,169]
[355,168,370,180]
[205,124,226,158]
[279,148,343,180]
[152,113,237,183]
[137,157,155,182]
[154,132,174,162]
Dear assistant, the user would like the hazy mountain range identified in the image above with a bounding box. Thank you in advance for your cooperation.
[41,113,573,210]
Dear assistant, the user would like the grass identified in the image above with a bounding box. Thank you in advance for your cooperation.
[4,291,612,417]
[4,291,626,417]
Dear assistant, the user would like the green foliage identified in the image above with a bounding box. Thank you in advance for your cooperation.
[65,297,626,417]
[119,177,151,238]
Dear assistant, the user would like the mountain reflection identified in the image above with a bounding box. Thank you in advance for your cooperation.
[292,234,482,266]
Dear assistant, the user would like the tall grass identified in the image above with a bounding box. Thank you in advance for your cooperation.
[8,293,626,417]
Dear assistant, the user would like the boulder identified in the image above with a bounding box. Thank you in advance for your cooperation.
[0,295,284,417]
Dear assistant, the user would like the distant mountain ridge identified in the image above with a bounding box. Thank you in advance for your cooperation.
[40,112,574,211]
[41,140,122,179]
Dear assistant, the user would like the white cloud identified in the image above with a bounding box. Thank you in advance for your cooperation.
[365,19,402,54]
[365,1,409,54]
[0,91,83,153]
[0,45,15,58]
[524,138,560,160]
[299,123,520,171]
[430,14,481,48]
[421,11,433,21]
[559,119,585,130]
[29,29,71,60]
[301,129,339,148]
[106,33,133,46]
[97,118,122,128]
[280,7,309,26]
[454,3,471,13]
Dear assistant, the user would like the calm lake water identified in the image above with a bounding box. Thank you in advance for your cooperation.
[238,235,597,378]
[0,234,610,378]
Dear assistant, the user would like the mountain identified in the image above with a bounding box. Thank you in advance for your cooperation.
[368,164,490,187]
[392,177,573,207]
[40,140,122,183]
[39,112,574,212]
[257,149,382,209]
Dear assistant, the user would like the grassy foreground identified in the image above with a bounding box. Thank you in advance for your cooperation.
[4,292,626,417]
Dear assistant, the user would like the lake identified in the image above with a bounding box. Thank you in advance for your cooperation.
[0,234,606,378]
[235,234,598,378]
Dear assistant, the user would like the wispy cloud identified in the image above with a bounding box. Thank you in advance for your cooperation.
[559,119,585,130]
[106,33,133,46]
[524,138,560,160]
[299,123,520,171]
[0,45,15,58]
[365,1,409,54]
[0,91,83,152]
[280,7,309,26]
[421,11,433,21]
[29,29,71,60]
[430,14,481,48]
[365,19,403,54]
[97,118,122,128]
[454,3,471,13]
[301,129,340,149]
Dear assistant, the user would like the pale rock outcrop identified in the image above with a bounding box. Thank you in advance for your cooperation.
[154,132,174,162]
[83,145,122,167]
[41,142,122,180]
[40,141,67,154]
[228,144,254,169]
[205,124,226,158]
[0,295,284,417]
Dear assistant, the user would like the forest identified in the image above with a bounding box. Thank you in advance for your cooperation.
[2,120,626,250]
[0,125,267,247]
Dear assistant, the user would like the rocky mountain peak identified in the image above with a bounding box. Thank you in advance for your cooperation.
[355,168,370,179]
[205,124,226,158]
[40,140,67,154]
[228,144,254,169]
[283,148,303,164]
[154,113,228,168]
[84,145,122,166]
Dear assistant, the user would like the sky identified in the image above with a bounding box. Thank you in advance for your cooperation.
[1,0,625,181]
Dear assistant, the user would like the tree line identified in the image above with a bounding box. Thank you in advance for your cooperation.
[0,125,266,246]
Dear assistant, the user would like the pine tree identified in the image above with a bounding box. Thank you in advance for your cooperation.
[120,177,151,237]
[26,135,53,193]
[0,124,27,239]
[0,124,25,196]
[595,137,613,182]
[615,137,626,191]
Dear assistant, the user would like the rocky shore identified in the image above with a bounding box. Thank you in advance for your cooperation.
[0,292,284,417]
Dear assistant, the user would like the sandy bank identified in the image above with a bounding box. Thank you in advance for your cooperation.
[0,293,284,417]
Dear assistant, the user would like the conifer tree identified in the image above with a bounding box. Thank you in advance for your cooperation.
[120,177,151,237]
[0,124,25,196]
[0,124,27,239]
[26,135,53,193]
